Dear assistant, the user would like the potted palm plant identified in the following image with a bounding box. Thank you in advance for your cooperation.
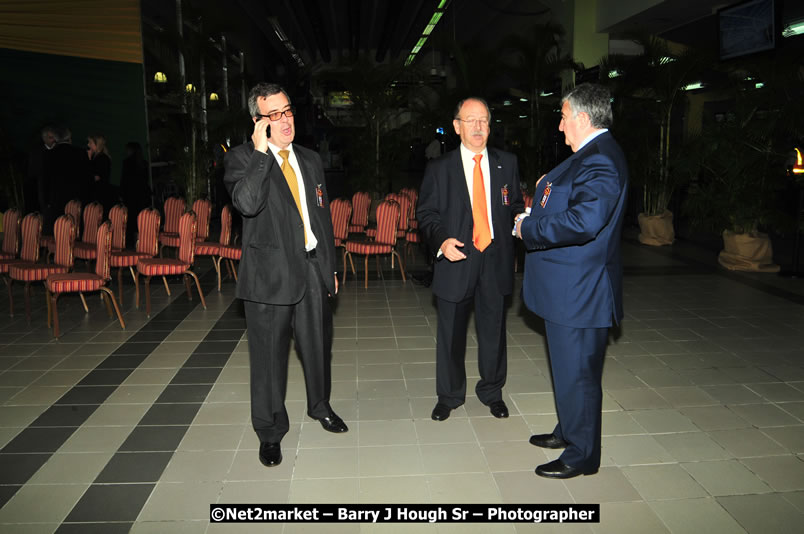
[682,57,802,272]
[602,36,711,245]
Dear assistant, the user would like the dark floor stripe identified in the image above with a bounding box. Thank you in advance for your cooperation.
[0,270,220,509]
[59,299,246,527]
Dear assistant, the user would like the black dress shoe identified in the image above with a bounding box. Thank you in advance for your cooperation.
[431,403,452,421]
[489,400,509,418]
[535,459,596,479]
[315,413,349,433]
[529,433,569,449]
[259,442,282,467]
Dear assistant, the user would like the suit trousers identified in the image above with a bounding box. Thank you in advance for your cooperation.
[243,258,333,443]
[544,320,608,470]
[435,244,507,408]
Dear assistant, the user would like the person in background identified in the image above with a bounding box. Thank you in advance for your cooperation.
[25,125,56,213]
[43,126,91,233]
[120,141,152,245]
[87,133,112,210]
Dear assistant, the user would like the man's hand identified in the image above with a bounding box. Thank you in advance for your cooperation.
[251,118,270,154]
[440,238,466,261]
[515,217,525,239]
[334,274,339,295]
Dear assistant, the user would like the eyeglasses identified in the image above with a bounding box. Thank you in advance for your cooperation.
[456,117,490,127]
[255,107,295,121]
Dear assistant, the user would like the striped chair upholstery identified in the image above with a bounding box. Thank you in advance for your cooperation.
[158,196,186,254]
[44,200,82,258]
[10,214,76,321]
[194,202,221,289]
[343,200,405,288]
[523,193,533,210]
[1,208,21,260]
[109,204,128,251]
[3,212,42,316]
[347,191,371,233]
[138,211,206,316]
[330,198,352,285]
[216,205,241,291]
[110,208,161,308]
[46,221,124,337]
[330,198,352,248]
[192,199,213,242]
[73,201,104,261]
[399,188,419,229]
[366,193,409,239]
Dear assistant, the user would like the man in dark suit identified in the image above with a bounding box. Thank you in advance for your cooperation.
[224,83,348,468]
[516,83,628,479]
[417,97,524,422]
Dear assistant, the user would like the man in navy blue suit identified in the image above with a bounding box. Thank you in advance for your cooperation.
[516,83,628,479]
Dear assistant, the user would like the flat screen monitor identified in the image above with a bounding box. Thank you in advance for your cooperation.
[718,0,776,60]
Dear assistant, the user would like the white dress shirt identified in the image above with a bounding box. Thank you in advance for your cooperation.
[267,141,318,251]
[459,143,495,240]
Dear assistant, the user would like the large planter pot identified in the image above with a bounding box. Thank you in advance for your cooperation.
[718,230,780,272]
[638,210,675,246]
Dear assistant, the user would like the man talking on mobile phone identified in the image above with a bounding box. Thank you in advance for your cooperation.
[224,83,347,468]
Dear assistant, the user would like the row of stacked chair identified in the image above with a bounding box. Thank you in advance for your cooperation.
[0,197,245,336]
[331,188,420,289]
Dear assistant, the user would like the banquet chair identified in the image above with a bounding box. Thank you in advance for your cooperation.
[110,208,161,308]
[3,212,40,317]
[46,221,124,337]
[10,214,76,322]
[138,211,206,316]
[343,199,405,288]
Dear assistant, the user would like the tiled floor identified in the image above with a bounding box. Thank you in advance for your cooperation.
[0,238,803,533]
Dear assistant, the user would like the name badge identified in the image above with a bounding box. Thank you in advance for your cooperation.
[315,184,324,207]
[501,184,509,206]
[540,182,552,208]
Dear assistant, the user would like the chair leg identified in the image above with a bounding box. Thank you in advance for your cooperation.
[7,277,13,317]
[162,276,171,296]
[342,248,347,283]
[51,292,60,337]
[24,282,31,323]
[99,287,125,330]
[117,267,124,308]
[101,290,113,317]
[79,292,89,313]
[230,260,238,281]
[183,274,192,301]
[342,251,350,285]
[130,267,139,309]
[46,287,51,328]
[393,250,407,282]
[348,252,356,274]
[213,257,222,292]
[364,255,369,289]
[144,276,152,316]
[186,270,206,309]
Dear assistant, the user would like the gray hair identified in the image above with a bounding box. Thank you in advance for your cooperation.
[453,97,492,122]
[247,83,291,118]
[53,126,72,144]
[562,83,612,129]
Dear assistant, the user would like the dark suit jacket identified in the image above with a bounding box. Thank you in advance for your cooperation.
[224,142,336,305]
[520,131,628,328]
[417,147,524,302]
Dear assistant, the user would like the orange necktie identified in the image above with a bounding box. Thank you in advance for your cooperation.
[279,149,307,245]
[472,153,491,252]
